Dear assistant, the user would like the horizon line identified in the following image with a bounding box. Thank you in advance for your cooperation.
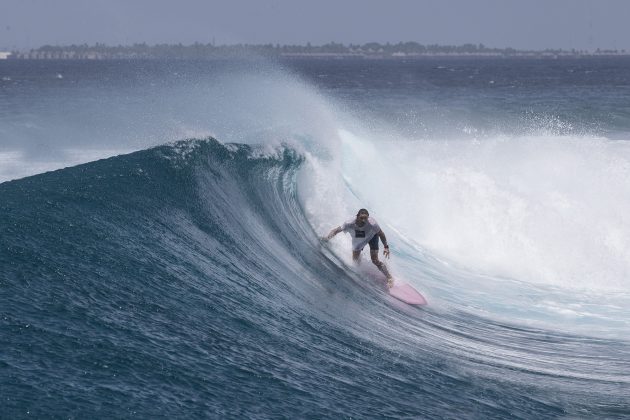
[4,41,627,54]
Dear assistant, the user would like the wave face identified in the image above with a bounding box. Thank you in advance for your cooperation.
[2,139,630,418]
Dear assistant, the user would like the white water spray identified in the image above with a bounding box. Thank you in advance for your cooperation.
[339,129,630,293]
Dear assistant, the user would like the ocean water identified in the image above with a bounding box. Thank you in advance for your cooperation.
[1,57,630,418]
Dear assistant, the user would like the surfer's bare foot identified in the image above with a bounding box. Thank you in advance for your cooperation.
[386,277,394,289]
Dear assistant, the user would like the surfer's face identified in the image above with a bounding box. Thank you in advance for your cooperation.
[357,214,368,225]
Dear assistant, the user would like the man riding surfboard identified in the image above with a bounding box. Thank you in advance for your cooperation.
[323,208,394,288]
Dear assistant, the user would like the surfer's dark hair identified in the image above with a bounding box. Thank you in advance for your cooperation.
[357,208,369,217]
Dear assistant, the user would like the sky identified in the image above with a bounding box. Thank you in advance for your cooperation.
[1,0,629,51]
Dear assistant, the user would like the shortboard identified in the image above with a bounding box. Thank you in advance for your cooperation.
[389,281,427,305]
[318,238,426,305]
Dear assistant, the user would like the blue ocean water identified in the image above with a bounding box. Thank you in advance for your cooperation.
[2,58,630,418]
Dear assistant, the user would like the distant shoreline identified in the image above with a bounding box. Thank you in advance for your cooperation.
[2,42,629,60]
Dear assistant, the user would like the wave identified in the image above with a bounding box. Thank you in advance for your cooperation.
[2,138,630,418]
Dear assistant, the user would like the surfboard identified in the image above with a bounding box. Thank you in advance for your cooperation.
[389,282,427,305]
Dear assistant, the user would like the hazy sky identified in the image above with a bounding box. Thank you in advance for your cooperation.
[2,0,629,51]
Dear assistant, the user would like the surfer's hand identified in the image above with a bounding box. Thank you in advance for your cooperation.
[386,277,394,288]
[383,247,390,259]
[320,236,329,243]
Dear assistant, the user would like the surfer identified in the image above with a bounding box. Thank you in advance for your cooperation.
[323,209,394,288]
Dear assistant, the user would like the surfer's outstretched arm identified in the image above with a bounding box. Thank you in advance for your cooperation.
[324,226,342,241]
[377,229,390,258]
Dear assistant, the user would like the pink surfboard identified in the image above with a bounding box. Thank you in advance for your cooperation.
[389,282,427,305]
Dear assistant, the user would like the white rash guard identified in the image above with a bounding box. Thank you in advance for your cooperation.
[340,217,381,251]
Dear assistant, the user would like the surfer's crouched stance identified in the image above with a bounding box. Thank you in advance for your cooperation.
[323,208,394,288]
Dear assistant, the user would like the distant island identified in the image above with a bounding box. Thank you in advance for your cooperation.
[3,42,629,60]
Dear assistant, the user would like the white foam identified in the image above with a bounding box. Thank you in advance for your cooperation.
[338,129,630,293]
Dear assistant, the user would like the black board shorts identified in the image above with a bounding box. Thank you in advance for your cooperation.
[368,234,379,250]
